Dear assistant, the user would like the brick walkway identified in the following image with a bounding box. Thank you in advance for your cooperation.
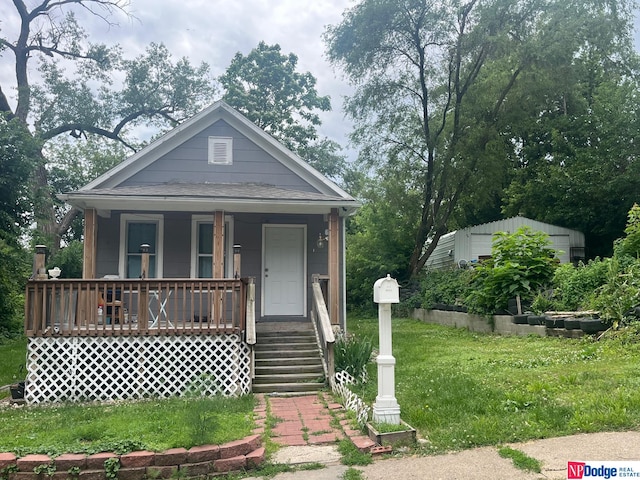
[254,393,376,451]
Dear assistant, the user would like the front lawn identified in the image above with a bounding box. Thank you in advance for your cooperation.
[0,393,255,457]
[349,317,640,453]
[0,336,28,393]
[0,337,255,457]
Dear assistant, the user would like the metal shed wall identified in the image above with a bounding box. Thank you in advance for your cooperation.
[427,216,586,269]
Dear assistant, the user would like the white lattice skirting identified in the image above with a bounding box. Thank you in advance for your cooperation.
[26,335,251,404]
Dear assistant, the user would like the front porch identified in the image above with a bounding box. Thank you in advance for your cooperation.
[25,278,250,337]
[23,275,335,403]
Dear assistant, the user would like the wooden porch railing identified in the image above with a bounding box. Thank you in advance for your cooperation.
[311,275,335,381]
[25,278,249,337]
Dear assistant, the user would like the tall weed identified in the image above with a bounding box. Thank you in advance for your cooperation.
[334,332,373,383]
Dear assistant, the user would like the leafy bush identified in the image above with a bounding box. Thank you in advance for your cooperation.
[421,268,473,308]
[466,227,558,315]
[0,235,30,336]
[590,258,640,328]
[614,203,640,259]
[47,241,83,278]
[334,332,373,382]
[550,259,611,311]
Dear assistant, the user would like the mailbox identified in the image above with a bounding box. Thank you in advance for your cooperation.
[373,274,400,304]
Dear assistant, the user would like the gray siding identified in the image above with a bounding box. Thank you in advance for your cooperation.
[96,214,121,277]
[95,211,337,321]
[122,120,318,192]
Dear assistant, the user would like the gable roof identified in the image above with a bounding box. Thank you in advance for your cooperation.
[62,100,359,215]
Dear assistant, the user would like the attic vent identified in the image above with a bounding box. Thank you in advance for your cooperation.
[208,137,233,165]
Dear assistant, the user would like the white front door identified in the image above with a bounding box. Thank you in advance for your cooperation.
[263,225,306,316]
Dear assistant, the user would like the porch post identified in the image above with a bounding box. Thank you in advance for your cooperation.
[233,244,241,278]
[34,245,48,280]
[328,208,340,325]
[212,211,225,323]
[138,243,150,330]
[83,208,97,279]
[213,211,225,278]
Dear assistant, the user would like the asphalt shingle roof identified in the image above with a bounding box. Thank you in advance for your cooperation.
[77,182,347,202]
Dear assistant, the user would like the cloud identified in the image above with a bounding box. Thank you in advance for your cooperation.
[0,0,355,155]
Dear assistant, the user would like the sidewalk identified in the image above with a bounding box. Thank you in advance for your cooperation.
[253,393,375,450]
[251,394,640,480]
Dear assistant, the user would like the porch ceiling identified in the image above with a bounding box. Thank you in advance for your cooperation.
[59,182,360,216]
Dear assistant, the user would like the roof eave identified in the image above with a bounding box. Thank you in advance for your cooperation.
[60,193,360,216]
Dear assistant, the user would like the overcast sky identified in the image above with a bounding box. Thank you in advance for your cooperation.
[1,0,639,161]
[0,0,357,156]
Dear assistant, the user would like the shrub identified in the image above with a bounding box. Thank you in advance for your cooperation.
[590,258,640,328]
[551,259,611,311]
[47,241,83,278]
[0,235,30,336]
[614,203,640,259]
[334,332,373,383]
[420,268,473,308]
[466,227,558,315]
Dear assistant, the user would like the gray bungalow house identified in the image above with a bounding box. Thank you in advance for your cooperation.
[23,100,359,403]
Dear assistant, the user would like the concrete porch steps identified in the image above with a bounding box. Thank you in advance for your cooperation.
[252,321,325,394]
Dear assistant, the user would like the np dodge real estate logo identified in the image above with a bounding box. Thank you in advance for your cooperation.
[568,461,640,479]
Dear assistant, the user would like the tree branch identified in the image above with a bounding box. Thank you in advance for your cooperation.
[42,123,137,151]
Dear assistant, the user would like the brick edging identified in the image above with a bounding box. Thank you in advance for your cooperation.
[0,435,264,480]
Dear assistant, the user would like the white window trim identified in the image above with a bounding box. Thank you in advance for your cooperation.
[190,214,234,278]
[208,136,233,165]
[119,214,164,278]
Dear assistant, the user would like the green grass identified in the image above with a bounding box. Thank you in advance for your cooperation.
[349,317,640,453]
[0,395,255,457]
[337,439,372,466]
[0,336,28,394]
[341,467,365,480]
[498,446,542,472]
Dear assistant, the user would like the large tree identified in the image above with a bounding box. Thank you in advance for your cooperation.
[325,0,636,279]
[220,42,346,180]
[0,114,37,332]
[501,53,640,257]
[0,0,215,251]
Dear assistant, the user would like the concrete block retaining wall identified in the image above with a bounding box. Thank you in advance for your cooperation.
[411,308,584,338]
[0,435,264,480]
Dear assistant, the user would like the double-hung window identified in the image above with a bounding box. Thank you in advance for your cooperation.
[191,215,233,278]
[120,214,164,278]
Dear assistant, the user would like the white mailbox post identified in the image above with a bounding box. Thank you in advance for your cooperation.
[373,274,401,424]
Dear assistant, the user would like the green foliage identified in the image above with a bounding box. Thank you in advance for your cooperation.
[33,462,56,478]
[182,393,219,447]
[550,260,611,311]
[0,337,27,392]
[3,3,215,249]
[220,42,345,181]
[0,237,30,336]
[502,60,640,258]
[0,465,18,480]
[326,0,637,277]
[350,316,640,453]
[341,467,365,480]
[345,175,420,310]
[47,241,83,279]
[420,268,474,308]
[498,446,542,473]
[0,395,255,456]
[590,258,640,328]
[0,114,38,231]
[103,457,120,480]
[334,332,373,383]
[615,203,640,259]
[337,439,372,466]
[466,227,558,315]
